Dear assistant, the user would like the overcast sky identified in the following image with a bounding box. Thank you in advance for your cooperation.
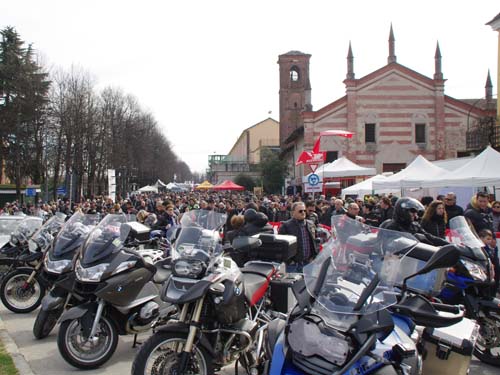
[1,1,499,174]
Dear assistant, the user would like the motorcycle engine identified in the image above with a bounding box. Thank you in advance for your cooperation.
[127,301,159,333]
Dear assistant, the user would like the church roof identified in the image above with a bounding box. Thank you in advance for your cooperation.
[280,50,310,57]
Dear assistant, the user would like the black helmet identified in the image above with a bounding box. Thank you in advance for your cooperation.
[393,197,425,226]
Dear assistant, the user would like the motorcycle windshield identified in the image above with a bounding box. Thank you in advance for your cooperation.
[303,216,418,315]
[448,216,487,260]
[81,214,130,266]
[30,213,66,245]
[172,210,226,260]
[53,212,99,257]
[0,217,24,236]
[11,217,43,243]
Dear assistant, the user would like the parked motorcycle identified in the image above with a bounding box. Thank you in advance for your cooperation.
[131,209,296,375]
[33,212,99,339]
[0,216,43,279]
[57,213,173,370]
[0,214,66,313]
[266,216,464,375]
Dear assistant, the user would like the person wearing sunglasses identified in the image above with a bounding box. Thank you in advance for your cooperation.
[491,200,500,233]
[279,202,318,272]
[380,197,448,246]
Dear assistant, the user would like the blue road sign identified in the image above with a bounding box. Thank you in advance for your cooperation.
[56,187,66,195]
[25,188,36,197]
[307,173,320,186]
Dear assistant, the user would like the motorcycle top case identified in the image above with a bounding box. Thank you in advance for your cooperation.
[270,273,302,313]
[122,221,150,242]
[249,233,297,263]
[421,317,479,375]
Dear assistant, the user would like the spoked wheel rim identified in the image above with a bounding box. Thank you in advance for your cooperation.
[474,318,500,362]
[64,318,115,364]
[4,273,41,310]
[145,338,208,375]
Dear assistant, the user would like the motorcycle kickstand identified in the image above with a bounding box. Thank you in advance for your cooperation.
[132,334,142,348]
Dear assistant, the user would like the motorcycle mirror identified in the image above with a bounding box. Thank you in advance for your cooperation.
[403,244,460,287]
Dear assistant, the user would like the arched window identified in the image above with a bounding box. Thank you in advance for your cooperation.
[290,66,300,82]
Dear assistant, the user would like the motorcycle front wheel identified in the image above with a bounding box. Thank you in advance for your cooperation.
[0,269,45,313]
[131,331,214,375]
[473,317,500,366]
[57,315,118,369]
[33,307,63,339]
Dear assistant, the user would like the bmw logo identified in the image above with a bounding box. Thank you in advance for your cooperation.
[234,287,241,296]
[117,285,123,292]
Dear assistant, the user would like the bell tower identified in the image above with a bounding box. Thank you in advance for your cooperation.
[278,51,312,148]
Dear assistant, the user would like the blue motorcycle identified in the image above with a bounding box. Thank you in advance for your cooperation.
[266,216,463,375]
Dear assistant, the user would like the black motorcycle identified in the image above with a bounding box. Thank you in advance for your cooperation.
[33,211,99,339]
[0,214,66,313]
[57,213,173,370]
[131,210,295,375]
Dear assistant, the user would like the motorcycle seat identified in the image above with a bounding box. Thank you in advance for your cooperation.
[1,246,19,256]
[241,262,276,279]
[242,272,270,306]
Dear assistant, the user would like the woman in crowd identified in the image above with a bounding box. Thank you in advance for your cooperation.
[421,200,447,239]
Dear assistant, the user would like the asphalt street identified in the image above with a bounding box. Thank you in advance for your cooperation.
[0,303,498,375]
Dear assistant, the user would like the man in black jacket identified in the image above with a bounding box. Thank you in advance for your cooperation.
[444,192,464,223]
[279,202,318,272]
[464,192,493,234]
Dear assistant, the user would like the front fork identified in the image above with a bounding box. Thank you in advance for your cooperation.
[88,299,105,339]
[177,297,205,372]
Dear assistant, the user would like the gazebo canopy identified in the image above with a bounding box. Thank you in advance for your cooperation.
[212,180,245,191]
[195,180,213,190]
[304,157,376,180]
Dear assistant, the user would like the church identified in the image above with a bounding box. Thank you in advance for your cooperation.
[279,26,496,187]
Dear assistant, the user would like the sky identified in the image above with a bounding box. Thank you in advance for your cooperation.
[1,1,499,175]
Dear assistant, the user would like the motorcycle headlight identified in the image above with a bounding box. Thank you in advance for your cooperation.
[173,259,204,279]
[28,239,38,252]
[44,255,72,274]
[75,259,109,282]
[462,259,488,282]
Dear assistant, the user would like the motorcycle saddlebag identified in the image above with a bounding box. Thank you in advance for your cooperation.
[249,233,297,263]
[421,317,479,375]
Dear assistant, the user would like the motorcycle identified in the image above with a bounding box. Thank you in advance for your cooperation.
[33,211,99,339]
[0,215,26,250]
[57,213,173,370]
[131,209,293,375]
[0,214,66,313]
[266,216,464,375]
[437,216,500,366]
[0,216,43,280]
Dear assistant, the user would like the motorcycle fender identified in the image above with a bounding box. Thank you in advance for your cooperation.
[269,332,286,375]
[157,322,216,358]
[59,301,97,324]
[41,293,65,311]
[478,297,500,313]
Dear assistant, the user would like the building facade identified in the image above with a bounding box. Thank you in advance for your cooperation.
[279,26,497,185]
[207,118,279,183]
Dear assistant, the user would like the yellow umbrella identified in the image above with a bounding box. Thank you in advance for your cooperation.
[195,180,213,190]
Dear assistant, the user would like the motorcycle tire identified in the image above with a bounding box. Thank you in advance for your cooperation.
[57,315,118,370]
[33,307,63,339]
[131,331,214,375]
[473,318,500,367]
[0,269,45,313]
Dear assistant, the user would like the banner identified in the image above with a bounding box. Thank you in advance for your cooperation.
[107,169,116,202]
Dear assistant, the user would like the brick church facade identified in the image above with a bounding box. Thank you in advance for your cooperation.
[279,26,496,185]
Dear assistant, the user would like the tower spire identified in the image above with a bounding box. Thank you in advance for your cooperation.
[346,41,355,80]
[434,41,443,80]
[485,69,493,100]
[388,23,396,64]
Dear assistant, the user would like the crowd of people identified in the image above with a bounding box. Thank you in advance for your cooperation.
[1,188,499,281]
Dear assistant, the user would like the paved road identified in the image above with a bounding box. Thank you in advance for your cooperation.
[0,303,498,375]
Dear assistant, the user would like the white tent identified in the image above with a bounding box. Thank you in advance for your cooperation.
[372,155,448,190]
[138,185,158,193]
[431,156,474,171]
[341,174,399,198]
[304,157,376,181]
[412,146,500,188]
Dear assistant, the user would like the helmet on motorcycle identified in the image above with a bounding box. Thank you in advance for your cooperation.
[393,197,425,226]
